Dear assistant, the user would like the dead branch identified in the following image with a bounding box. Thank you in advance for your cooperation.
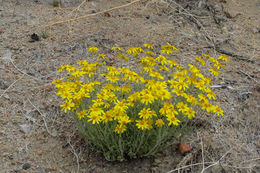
[44,0,143,28]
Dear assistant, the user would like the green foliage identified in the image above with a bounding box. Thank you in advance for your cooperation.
[41,31,48,39]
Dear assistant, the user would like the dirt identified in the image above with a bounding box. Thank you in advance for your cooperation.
[0,0,259,172]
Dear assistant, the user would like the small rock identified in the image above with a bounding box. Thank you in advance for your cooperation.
[30,33,40,42]
[45,168,51,173]
[3,94,10,99]
[0,0,3,11]
[22,163,31,170]
[0,80,9,89]
[252,27,260,33]
[44,85,53,92]
[178,142,191,155]
[19,124,31,134]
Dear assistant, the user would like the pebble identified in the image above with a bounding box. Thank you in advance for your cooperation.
[19,124,31,134]
[0,80,9,90]
[252,27,260,34]
[0,0,3,11]
[22,163,31,170]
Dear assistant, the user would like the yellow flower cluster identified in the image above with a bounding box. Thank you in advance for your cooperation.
[53,44,228,134]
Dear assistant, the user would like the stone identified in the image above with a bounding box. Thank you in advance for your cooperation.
[22,163,31,170]
[19,124,31,134]
[178,142,191,155]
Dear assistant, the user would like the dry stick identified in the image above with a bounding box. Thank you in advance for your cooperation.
[201,147,233,173]
[238,70,259,84]
[0,74,25,99]
[11,60,56,82]
[67,137,80,173]
[11,61,39,81]
[166,0,215,48]
[44,0,143,28]
[27,98,52,136]
[167,162,215,173]
[66,0,86,17]
[200,137,205,171]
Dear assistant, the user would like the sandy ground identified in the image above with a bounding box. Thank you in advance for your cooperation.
[0,0,259,172]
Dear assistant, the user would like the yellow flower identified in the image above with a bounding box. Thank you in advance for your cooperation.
[172,89,185,97]
[77,110,87,120]
[161,43,179,53]
[184,95,198,105]
[114,124,126,134]
[168,60,178,67]
[140,90,155,105]
[60,100,75,113]
[176,80,189,91]
[159,66,169,71]
[174,70,187,81]
[143,43,153,49]
[201,101,213,113]
[118,53,129,61]
[143,66,153,73]
[118,116,132,125]
[70,70,86,78]
[136,120,149,130]
[112,46,123,51]
[97,54,107,60]
[87,114,101,124]
[155,119,165,127]
[158,89,172,100]
[101,111,113,123]
[198,93,208,102]
[144,51,155,55]
[112,110,125,121]
[176,102,189,113]
[138,108,157,119]
[125,71,138,81]
[213,61,225,69]
[92,99,105,107]
[205,88,216,100]
[209,67,220,76]
[212,105,224,116]
[106,75,120,83]
[184,107,195,119]
[114,99,128,113]
[107,66,119,75]
[149,71,164,79]
[88,46,99,53]
[156,55,168,65]
[159,102,174,115]
[126,47,143,56]
[195,56,206,66]
[167,115,180,126]
[218,55,229,62]
[161,49,173,54]
[121,85,131,94]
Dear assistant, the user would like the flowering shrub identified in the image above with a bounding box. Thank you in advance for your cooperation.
[53,43,229,161]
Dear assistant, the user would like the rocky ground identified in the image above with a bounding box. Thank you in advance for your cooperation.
[0,0,259,172]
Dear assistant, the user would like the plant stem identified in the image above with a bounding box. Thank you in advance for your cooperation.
[136,130,145,154]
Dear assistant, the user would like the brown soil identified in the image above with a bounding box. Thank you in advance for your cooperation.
[0,0,259,172]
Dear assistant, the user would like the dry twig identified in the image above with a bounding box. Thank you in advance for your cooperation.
[44,0,143,28]
[67,136,80,173]
[0,74,25,99]
[27,98,52,136]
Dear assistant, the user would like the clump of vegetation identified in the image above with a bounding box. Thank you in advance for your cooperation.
[51,0,60,7]
[41,31,48,39]
[53,43,229,161]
